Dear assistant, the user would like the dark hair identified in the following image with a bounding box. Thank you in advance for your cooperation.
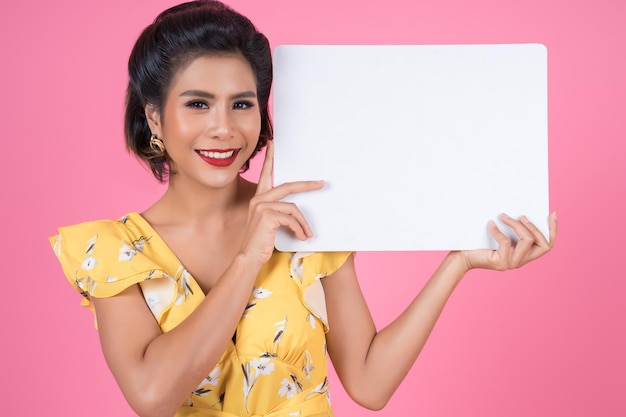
[124,0,273,182]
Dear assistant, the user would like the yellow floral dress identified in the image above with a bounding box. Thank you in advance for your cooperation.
[50,212,351,417]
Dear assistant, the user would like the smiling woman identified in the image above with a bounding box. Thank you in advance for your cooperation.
[48,1,556,417]
[144,54,261,184]
[124,0,273,182]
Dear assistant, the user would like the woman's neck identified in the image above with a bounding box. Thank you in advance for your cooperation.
[144,175,256,228]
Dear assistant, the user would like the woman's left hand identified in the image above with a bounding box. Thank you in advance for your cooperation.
[458,212,558,272]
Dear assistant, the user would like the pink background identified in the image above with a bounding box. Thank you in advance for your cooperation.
[2,0,624,415]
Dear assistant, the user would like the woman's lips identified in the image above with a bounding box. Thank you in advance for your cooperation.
[196,148,240,167]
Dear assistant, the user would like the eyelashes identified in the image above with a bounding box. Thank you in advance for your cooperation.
[184,100,256,110]
[233,100,255,110]
[185,100,209,109]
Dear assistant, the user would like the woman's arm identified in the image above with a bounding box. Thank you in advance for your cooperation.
[92,252,266,417]
[92,142,324,417]
[323,212,557,410]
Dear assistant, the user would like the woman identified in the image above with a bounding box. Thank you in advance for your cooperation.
[50,1,557,416]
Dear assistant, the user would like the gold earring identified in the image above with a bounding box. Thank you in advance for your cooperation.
[149,134,165,156]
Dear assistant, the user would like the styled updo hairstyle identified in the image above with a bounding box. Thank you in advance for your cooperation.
[125,0,273,182]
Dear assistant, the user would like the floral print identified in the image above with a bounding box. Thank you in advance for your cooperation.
[278,374,303,399]
[81,256,97,270]
[243,286,273,317]
[302,350,315,379]
[50,212,351,416]
[250,357,275,376]
[242,355,277,412]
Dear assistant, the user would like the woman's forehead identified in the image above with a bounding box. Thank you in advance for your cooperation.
[169,54,257,95]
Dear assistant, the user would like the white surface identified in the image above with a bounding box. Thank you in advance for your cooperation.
[272,44,549,251]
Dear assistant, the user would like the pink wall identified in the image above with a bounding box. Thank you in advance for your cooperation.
[2,0,624,415]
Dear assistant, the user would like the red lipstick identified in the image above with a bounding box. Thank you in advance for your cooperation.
[196,149,240,167]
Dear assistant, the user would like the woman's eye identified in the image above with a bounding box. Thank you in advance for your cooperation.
[186,100,209,109]
[233,101,254,110]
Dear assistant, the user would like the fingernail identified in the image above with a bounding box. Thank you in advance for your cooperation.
[552,211,557,221]
[521,215,530,224]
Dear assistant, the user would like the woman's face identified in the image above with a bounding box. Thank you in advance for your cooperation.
[146,53,261,189]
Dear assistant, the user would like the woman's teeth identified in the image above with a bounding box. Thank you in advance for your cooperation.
[198,150,235,159]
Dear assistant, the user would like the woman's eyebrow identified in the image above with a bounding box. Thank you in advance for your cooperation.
[180,89,214,99]
[231,91,257,100]
[179,89,257,100]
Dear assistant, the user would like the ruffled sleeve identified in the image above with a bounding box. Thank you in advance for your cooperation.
[49,216,178,322]
[289,251,352,332]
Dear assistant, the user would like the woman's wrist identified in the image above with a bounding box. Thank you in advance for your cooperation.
[232,251,266,274]
[443,251,473,278]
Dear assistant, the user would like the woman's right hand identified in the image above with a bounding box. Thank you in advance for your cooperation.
[239,140,324,266]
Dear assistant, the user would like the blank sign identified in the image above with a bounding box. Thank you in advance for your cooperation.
[273,44,548,252]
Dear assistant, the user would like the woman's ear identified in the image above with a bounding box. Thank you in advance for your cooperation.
[144,104,162,137]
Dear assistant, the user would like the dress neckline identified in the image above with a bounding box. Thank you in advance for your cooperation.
[124,211,209,298]
[125,211,179,258]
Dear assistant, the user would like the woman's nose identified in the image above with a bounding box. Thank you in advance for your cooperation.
[208,105,233,138]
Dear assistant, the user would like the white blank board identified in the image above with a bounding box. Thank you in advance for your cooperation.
[273,44,548,252]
